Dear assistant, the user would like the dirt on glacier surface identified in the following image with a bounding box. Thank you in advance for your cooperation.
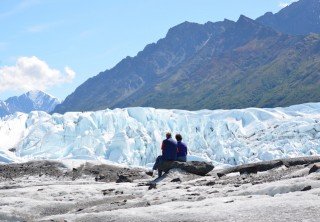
[1,160,320,222]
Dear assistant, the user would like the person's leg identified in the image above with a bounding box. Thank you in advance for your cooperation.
[153,155,162,170]
[157,156,165,177]
[154,156,165,177]
[147,156,162,176]
[158,169,163,177]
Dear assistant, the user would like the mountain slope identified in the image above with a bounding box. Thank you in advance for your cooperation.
[54,0,320,113]
[54,20,234,113]
[54,14,320,113]
[256,0,320,35]
[134,18,320,110]
[0,90,61,117]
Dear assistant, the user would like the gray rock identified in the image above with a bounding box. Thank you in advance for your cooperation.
[116,175,133,183]
[171,178,182,183]
[282,156,320,167]
[206,181,215,186]
[301,186,312,191]
[148,183,157,190]
[8,148,16,152]
[217,160,283,177]
[158,161,214,176]
[308,163,320,174]
[217,156,320,177]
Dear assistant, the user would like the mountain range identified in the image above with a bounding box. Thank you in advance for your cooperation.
[257,0,320,35]
[54,0,320,113]
[0,90,60,117]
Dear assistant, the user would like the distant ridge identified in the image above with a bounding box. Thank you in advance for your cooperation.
[0,90,60,117]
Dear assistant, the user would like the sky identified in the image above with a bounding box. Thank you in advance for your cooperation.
[0,0,297,101]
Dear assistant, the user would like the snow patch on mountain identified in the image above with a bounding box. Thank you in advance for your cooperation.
[1,103,320,165]
[0,100,9,117]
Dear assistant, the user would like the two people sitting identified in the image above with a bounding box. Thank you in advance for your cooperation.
[151,132,188,177]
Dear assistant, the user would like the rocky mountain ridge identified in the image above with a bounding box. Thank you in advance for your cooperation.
[257,0,320,35]
[54,0,320,113]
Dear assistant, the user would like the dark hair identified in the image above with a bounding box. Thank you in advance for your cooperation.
[175,134,182,141]
[166,132,172,138]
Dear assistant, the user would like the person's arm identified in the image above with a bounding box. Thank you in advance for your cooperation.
[161,141,165,155]
[185,144,188,155]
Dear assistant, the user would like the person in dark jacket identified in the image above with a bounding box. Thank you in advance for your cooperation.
[161,132,178,161]
[175,134,188,162]
[150,132,177,177]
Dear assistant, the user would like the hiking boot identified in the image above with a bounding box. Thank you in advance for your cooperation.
[146,171,153,177]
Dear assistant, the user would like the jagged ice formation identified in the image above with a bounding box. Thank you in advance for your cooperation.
[1,103,320,166]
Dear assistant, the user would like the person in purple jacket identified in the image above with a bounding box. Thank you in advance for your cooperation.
[175,134,188,162]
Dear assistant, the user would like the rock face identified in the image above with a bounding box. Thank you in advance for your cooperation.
[158,161,214,176]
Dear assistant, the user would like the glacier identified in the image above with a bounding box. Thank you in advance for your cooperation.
[1,103,320,166]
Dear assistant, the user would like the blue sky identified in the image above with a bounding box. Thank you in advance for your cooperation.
[0,0,296,100]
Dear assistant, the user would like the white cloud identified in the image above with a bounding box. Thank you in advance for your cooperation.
[279,0,298,8]
[0,56,76,92]
[64,66,76,80]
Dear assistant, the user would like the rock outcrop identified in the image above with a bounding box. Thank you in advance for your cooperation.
[158,161,214,176]
[217,156,320,177]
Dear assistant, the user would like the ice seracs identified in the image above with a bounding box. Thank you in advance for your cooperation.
[1,103,320,165]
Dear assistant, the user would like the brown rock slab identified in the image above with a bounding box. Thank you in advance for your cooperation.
[158,161,214,176]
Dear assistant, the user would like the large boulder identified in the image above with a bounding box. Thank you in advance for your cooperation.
[158,161,214,176]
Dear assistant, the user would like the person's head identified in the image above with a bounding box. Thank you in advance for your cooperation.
[166,132,172,139]
[175,134,182,142]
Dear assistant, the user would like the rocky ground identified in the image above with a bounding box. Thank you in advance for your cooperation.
[1,159,320,222]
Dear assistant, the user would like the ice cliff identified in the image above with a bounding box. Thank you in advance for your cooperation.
[1,103,320,166]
